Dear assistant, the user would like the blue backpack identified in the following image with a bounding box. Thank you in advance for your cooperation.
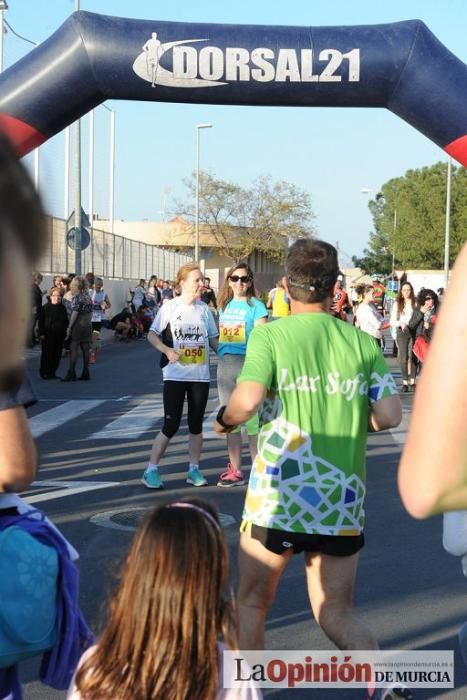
[0,526,58,668]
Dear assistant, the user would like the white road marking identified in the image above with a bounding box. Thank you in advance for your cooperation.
[89,398,165,439]
[24,479,120,504]
[29,399,105,438]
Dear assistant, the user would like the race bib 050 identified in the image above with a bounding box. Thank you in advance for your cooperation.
[177,344,206,365]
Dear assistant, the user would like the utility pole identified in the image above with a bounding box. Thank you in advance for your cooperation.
[73,0,82,273]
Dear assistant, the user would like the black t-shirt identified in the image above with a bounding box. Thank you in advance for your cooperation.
[200,287,217,308]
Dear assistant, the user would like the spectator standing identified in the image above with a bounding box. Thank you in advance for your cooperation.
[330,276,349,320]
[408,289,438,368]
[161,279,174,302]
[355,284,385,347]
[30,272,44,346]
[216,263,268,487]
[390,282,417,392]
[200,276,218,309]
[62,275,75,320]
[38,287,68,379]
[372,278,386,314]
[90,277,111,363]
[146,275,161,308]
[132,278,146,311]
[62,276,93,382]
[214,239,401,657]
[266,279,290,319]
[141,263,218,490]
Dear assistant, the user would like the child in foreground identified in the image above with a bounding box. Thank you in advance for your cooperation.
[68,498,262,700]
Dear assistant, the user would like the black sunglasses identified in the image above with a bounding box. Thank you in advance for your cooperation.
[229,275,250,283]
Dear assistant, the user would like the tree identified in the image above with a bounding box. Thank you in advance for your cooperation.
[176,171,316,262]
[362,163,467,272]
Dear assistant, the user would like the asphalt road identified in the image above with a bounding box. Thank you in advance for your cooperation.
[17,336,467,700]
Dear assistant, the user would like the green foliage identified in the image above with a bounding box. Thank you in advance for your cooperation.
[361,162,467,272]
[177,171,316,262]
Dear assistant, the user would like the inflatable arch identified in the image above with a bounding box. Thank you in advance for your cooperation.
[0,11,466,166]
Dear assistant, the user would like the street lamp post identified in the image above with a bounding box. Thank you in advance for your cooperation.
[0,1,8,74]
[195,123,212,263]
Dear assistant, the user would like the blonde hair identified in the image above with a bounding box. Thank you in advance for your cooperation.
[175,263,201,293]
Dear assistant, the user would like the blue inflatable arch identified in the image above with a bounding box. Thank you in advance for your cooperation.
[0,11,466,166]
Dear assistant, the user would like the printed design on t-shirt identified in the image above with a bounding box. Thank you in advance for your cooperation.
[173,324,204,343]
[368,372,397,402]
[243,415,365,536]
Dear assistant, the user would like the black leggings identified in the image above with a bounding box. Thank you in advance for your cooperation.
[162,381,210,438]
[397,330,415,382]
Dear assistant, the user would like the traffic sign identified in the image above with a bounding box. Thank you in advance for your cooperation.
[67,227,90,251]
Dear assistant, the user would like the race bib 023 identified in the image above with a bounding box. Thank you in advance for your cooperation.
[220,323,246,344]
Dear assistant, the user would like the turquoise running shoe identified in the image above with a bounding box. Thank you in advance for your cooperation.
[141,468,163,489]
[186,467,208,487]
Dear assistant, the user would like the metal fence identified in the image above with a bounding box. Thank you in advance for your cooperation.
[36,216,193,280]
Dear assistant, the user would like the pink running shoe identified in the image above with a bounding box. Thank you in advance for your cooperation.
[217,463,245,488]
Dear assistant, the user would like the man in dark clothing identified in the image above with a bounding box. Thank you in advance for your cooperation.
[30,272,44,346]
[200,277,217,308]
[38,288,68,379]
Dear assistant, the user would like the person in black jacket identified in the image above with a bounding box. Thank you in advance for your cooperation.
[39,287,68,379]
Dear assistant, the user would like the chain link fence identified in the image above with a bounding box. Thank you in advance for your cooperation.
[36,216,193,280]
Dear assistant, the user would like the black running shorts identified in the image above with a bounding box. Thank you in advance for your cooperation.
[242,520,364,557]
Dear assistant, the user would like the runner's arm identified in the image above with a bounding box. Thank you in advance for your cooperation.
[217,380,266,430]
[368,395,402,432]
[398,243,467,518]
[148,330,179,362]
[0,405,37,492]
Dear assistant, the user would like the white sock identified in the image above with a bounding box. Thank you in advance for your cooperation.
[188,463,199,472]
[146,463,159,473]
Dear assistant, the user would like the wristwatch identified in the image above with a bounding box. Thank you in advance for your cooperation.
[216,405,236,432]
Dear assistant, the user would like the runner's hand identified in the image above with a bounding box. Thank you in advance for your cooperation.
[165,348,179,363]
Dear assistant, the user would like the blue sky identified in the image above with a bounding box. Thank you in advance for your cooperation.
[4,0,467,265]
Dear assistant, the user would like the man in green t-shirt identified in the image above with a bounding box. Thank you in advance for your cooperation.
[215,239,402,655]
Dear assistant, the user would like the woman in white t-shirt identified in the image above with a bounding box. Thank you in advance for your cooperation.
[142,263,219,489]
[390,281,416,392]
[68,499,262,700]
[355,285,384,346]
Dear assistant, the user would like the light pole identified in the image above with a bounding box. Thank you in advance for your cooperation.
[195,123,212,263]
[0,1,7,74]
[102,105,116,237]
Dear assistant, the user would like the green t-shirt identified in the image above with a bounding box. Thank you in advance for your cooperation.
[238,312,398,535]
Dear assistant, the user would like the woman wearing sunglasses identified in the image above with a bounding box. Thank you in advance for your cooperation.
[216,264,268,487]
